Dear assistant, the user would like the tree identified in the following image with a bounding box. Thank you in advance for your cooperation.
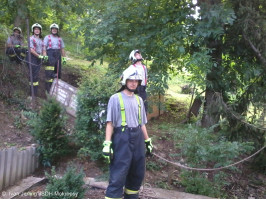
[0,0,90,34]
[83,0,265,133]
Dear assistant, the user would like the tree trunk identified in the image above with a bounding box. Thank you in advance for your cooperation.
[13,0,28,29]
[201,40,223,127]
[197,0,224,128]
[201,88,220,127]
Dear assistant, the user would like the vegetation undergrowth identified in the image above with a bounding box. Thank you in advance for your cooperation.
[74,66,119,161]
[29,97,70,167]
[44,166,86,199]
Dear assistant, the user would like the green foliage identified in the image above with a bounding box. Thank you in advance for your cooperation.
[155,180,170,190]
[171,124,255,197]
[81,0,195,96]
[74,67,118,160]
[164,97,188,122]
[14,115,23,129]
[180,171,228,198]
[0,24,9,42]
[146,160,165,171]
[44,166,86,199]
[22,110,38,127]
[30,98,69,166]
[173,124,254,167]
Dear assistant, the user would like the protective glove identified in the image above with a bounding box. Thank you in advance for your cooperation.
[62,57,67,65]
[38,55,44,59]
[43,56,48,62]
[145,138,153,156]
[14,45,20,48]
[102,141,113,163]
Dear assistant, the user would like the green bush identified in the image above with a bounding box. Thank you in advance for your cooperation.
[30,97,69,166]
[44,166,86,199]
[180,171,228,198]
[173,124,254,167]
[172,124,254,197]
[74,67,118,161]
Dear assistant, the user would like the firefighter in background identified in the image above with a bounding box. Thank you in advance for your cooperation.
[43,23,67,92]
[129,49,148,113]
[102,67,153,199]
[27,23,46,96]
[6,27,27,63]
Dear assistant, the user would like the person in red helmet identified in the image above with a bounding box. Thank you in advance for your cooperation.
[103,67,153,199]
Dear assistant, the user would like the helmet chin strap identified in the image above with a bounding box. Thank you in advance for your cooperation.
[125,85,136,92]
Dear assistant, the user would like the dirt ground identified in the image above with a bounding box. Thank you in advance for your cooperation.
[0,100,34,149]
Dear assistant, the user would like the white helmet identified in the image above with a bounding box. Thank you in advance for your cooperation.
[31,23,42,32]
[121,66,142,85]
[13,27,22,34]
[129,49,142,63]
[50,23,59,30]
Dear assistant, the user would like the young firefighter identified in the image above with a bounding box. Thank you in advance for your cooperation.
[6,27,27,63]
[43,23,67,92]
[102,67,153,199]
[129,49,148,113]
[27,23,47,96]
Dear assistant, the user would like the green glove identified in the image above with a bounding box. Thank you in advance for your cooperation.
[43,56,48,61]
[14,45,20,48]
[102,141,113,163]
[38,55,44,59]
[145,138,153,156]
[62,57,67,65]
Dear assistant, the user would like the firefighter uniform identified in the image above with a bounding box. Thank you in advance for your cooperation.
[27,35,43,96]
[43,34,65,92]
[129,50,148,113]
[105,91,147,199]
[6,34,26,63]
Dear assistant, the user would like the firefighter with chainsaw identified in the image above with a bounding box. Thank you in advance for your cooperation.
[128,49,148,113]
[43,23,66,92]
[103,67,153,199]
[6,27,27,63]
[27,23,46,96]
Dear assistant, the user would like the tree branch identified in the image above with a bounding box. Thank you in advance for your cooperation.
[243,33,266,66]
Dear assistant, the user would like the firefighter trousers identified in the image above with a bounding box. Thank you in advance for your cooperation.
[45,49,61,92]
[27,54,41,96]
[6,47,27,63]
[105,126,145,199]
[137,85,148,114]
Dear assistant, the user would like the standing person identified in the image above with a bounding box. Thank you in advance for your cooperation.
[6,27,27,63]
[129,49,148,113]
[102,67,153,199]
[27,23,46,96]
[43,23,67,92]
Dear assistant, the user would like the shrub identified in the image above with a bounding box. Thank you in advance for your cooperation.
[173,124,254,167]
[44,166,86,199]
[172,124,254,197]
[30,97,69,166]
[180,171,228,198]
[74,67,118,160]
